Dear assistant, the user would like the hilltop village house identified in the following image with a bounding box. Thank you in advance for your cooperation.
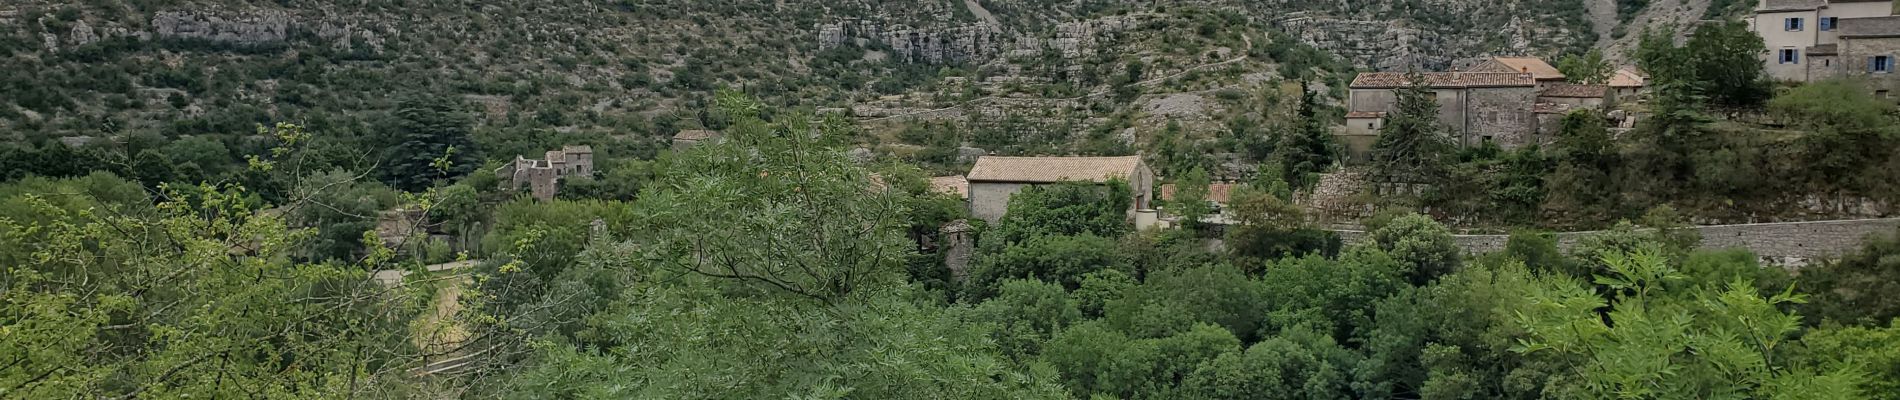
[1753,0,1900,89]
[964,156,1155,223]
[496,145,594,201]
[1339,56,1635,161]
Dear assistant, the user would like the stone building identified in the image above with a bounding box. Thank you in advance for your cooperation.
[964,156,1154,223]
[1347,72,1540,148]
[496,145,594,201]
[1835,16,1900,96]
[1751,0,1896,82]
[1609,67,1648,98]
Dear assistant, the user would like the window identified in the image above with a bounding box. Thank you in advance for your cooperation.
[1780,48,1800,64]
[1786,17,1804,31]
[1821,17,1838,31]
[1873,56,1893,73]
[1826,58,1833,67]
[1878,90,1891,98]
[1367,122,1374,129]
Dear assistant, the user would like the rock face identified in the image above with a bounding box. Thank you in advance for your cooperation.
[819,19,1005,64]
[152,10,292,45]
[817,13,1145,65]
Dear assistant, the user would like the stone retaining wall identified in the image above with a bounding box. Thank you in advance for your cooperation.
[1335,218,1900,262]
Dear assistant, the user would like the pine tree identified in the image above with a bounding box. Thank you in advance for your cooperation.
[1370,73,1452,182]
[1273,83,1337,187]
[385,95,480,192]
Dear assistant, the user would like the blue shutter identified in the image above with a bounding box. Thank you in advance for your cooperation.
[1870,57,1878,72]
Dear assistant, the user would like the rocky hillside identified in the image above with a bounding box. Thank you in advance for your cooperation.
[0,0,1690,165]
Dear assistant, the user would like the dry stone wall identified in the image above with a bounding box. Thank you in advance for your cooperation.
[1334,218,1900,264]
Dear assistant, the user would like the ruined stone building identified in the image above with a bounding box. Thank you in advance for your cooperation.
[1752,0,1897,84]
[964,156,1154,223]
[496,145,593,201]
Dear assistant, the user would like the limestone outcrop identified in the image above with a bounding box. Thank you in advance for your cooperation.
[152,10,292,45]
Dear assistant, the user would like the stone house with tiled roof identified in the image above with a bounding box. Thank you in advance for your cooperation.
[1609,67,1647,98]
[964,155,1154,223]
[1346,71,1540,149]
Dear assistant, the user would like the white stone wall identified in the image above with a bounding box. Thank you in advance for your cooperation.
[968,182,1032,223]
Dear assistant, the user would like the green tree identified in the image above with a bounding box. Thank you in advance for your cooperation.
[1179,326,1358,400]
[1556,49,1612,85]
[1542,110,1619,223]
[969,233,1128,299]
[1170,166,1214,231]
[1372,74,1453,181]
[386,95,480,192]
[990,180,1134,245]
[1512,249,1864,399]
[632,91,908,304]
[968,279,1084,361]
[0,178,421,398]
[1368,213,1462,285]
[1274,84,1337,186]
[1800,227,1900,326]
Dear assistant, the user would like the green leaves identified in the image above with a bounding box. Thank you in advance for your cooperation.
[1511,247,1863,399]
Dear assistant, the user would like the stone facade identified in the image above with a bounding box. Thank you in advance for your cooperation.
[940,219,975,283]
[1334,218,1900,265]
[1346,72,1541,148]
[1751,0,1897,82]
[1836,31,1900,95]
[497,145,594,201]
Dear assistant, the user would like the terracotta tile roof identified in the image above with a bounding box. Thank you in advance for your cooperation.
[1807,43,1839,55]
[1350,72,1535,89]
[1345,111,1387,119]
[1540,83,1608,98]
[1160,183,1235,203]
[966,156,1144,183]
[1609,68,1646,88]
[929,176,968,199]
[1467,57,1565,81]
[1839,16,1900,38]
[1758,0,1824,11]
[673,130,720,141]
